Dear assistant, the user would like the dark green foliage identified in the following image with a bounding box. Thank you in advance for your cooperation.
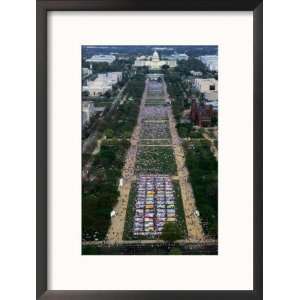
[82,90,89,97]
[108,99,140,138]
[169,247,182,255]
[161,222,181,242]
[109,74,145,137]
[102,74,145,138]
[165,73,186,122]
[189,130,204,139]
[82,140,130,241]
[104,129,114,139]
[82,245,99,255]
[161,64,170,72]
[123,74,145,100]
[211,114,218,127]
[214,140,218,148]
[176,123,204,139]
[92,60,132,75]
[82,243,217,255]
[176,123,193,138]
[175,58,209,76]
[184,140,218,237]
[173,181,187,239]
[122,183,137,240]
[82,153,91,166]
[82,112,102,140]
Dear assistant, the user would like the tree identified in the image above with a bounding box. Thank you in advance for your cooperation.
[124,131,132,139]
[104,129,114,139]
[169,247,182,255]
[104,90,112,99]
[161,222,181,242]
[176,58,209,76]
[161,64,170,73]
[211,115,218,127]
[82,90,90,97]
[92,62,110,73]
[99,147,116,167]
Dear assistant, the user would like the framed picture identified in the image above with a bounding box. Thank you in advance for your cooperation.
[37,0,262,299]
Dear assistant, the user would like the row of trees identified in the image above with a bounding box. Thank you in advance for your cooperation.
[164,72,187,122]
[123,73,146,100]
[82,59,134,74]
[176,123,204,139]
[184,140,218,237]
[104,74,145,139]
[175,58,208,76]
[82,139,130,240]
[175,58,217,79]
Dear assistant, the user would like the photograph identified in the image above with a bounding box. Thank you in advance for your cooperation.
[81,45,218,255]
[34,0,263,297]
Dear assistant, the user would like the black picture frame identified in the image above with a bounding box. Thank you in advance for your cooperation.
[37,0,263,299]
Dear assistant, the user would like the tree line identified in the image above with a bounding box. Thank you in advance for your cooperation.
[184,140,218,237]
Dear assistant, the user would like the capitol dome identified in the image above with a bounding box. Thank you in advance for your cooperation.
[152,50,160,61]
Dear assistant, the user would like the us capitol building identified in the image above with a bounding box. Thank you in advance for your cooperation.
[134,50,177,70]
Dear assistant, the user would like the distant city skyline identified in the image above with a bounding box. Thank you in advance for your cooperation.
[82,45,218,58]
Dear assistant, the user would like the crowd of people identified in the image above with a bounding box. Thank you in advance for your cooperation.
[146,81,164,98]
[141,106,168,120]
[140,122,171,139]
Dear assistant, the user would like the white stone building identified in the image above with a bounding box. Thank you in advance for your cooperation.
[82,67,92,79]
[199,55,218,71]
[167,53,189,61]
[190,70,203,77]
[194,78,218,110]
[82,77,112,96]
[107,72,122,84]
[82,72,122,96]
[86,54,116,64]
[204,91,218,102]
[194,78,218,93]
[82,101,95,125]
[134,51,177,70]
